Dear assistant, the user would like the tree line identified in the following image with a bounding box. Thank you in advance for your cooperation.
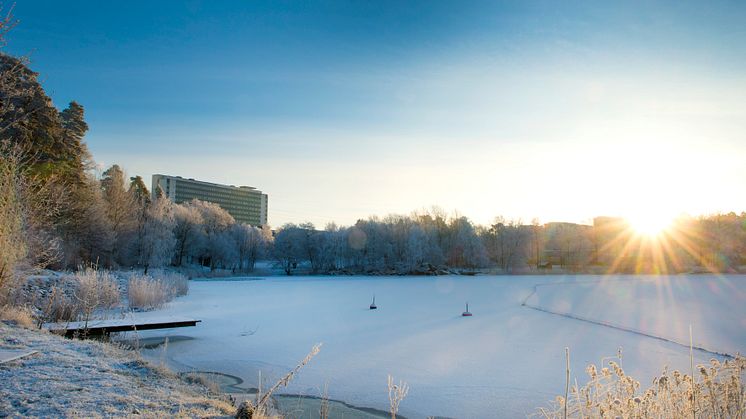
[2,12,744,281]
[272,213,746,275]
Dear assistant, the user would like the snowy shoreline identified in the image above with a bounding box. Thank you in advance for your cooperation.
[0,322,235,418]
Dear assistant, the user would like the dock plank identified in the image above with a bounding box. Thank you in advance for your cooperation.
[0,349,39,364]
[44,317,201,337]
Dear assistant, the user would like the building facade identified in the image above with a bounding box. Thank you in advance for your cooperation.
[152,174,268,226]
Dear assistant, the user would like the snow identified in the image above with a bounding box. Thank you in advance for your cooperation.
[0,323,234,418]
[132,274,746,418]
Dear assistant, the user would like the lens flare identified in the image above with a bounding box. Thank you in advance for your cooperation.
[626,213,672,237]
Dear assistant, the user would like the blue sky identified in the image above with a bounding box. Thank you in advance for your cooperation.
[7,1,746,227]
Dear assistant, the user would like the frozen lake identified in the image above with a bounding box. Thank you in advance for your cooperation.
[134,274,746,418]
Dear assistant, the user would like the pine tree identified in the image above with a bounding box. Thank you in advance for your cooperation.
[58,101,91,183]
[129,175,151,206]
[1,57,55,152]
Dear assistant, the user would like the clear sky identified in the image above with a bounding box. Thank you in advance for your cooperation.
[6,1,746,228]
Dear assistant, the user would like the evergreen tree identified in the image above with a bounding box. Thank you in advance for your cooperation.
[58,101,91,183]
[129,175,151,206]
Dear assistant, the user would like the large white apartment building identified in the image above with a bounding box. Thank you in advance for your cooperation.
[152,174,268,226]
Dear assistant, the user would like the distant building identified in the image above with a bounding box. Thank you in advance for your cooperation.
[152,174,268,226]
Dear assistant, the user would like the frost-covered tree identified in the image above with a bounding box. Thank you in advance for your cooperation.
[61,176,114,267]
[230,223,267,272]
[404,224,427,271]
[273,224,308,275]
[307,227,345,273]
[448,216,488,268]
[136,193,175,274]
[191,199,235,270]
[100,165,136,263]
[172,201,204,266]
[484,217,529,271]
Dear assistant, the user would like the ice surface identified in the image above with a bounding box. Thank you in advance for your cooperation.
[525,275,746,355]
[133,274,746,418]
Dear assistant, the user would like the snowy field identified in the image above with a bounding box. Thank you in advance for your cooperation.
[133,274,746,418]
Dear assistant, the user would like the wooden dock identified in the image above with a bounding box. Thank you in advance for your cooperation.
[44,317,201,338]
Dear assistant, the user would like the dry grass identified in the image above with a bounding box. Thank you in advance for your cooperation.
[182,372,222,395]
[538,354,746,418]
[236,344,322,419]
[158,270,189,297]
[38,285,78,324]
[319,382,330,419]
[128,271,189,310]
[0,271,27,308]
[73,267,120,324]
[128,274,169,310]
[0,304,34,327]
[76,269,120,307]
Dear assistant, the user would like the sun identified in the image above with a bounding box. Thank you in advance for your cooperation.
[626,212,673,237]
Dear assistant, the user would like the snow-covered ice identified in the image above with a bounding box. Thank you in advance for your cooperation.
[525,275,746,356]
[133,274,746,418]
